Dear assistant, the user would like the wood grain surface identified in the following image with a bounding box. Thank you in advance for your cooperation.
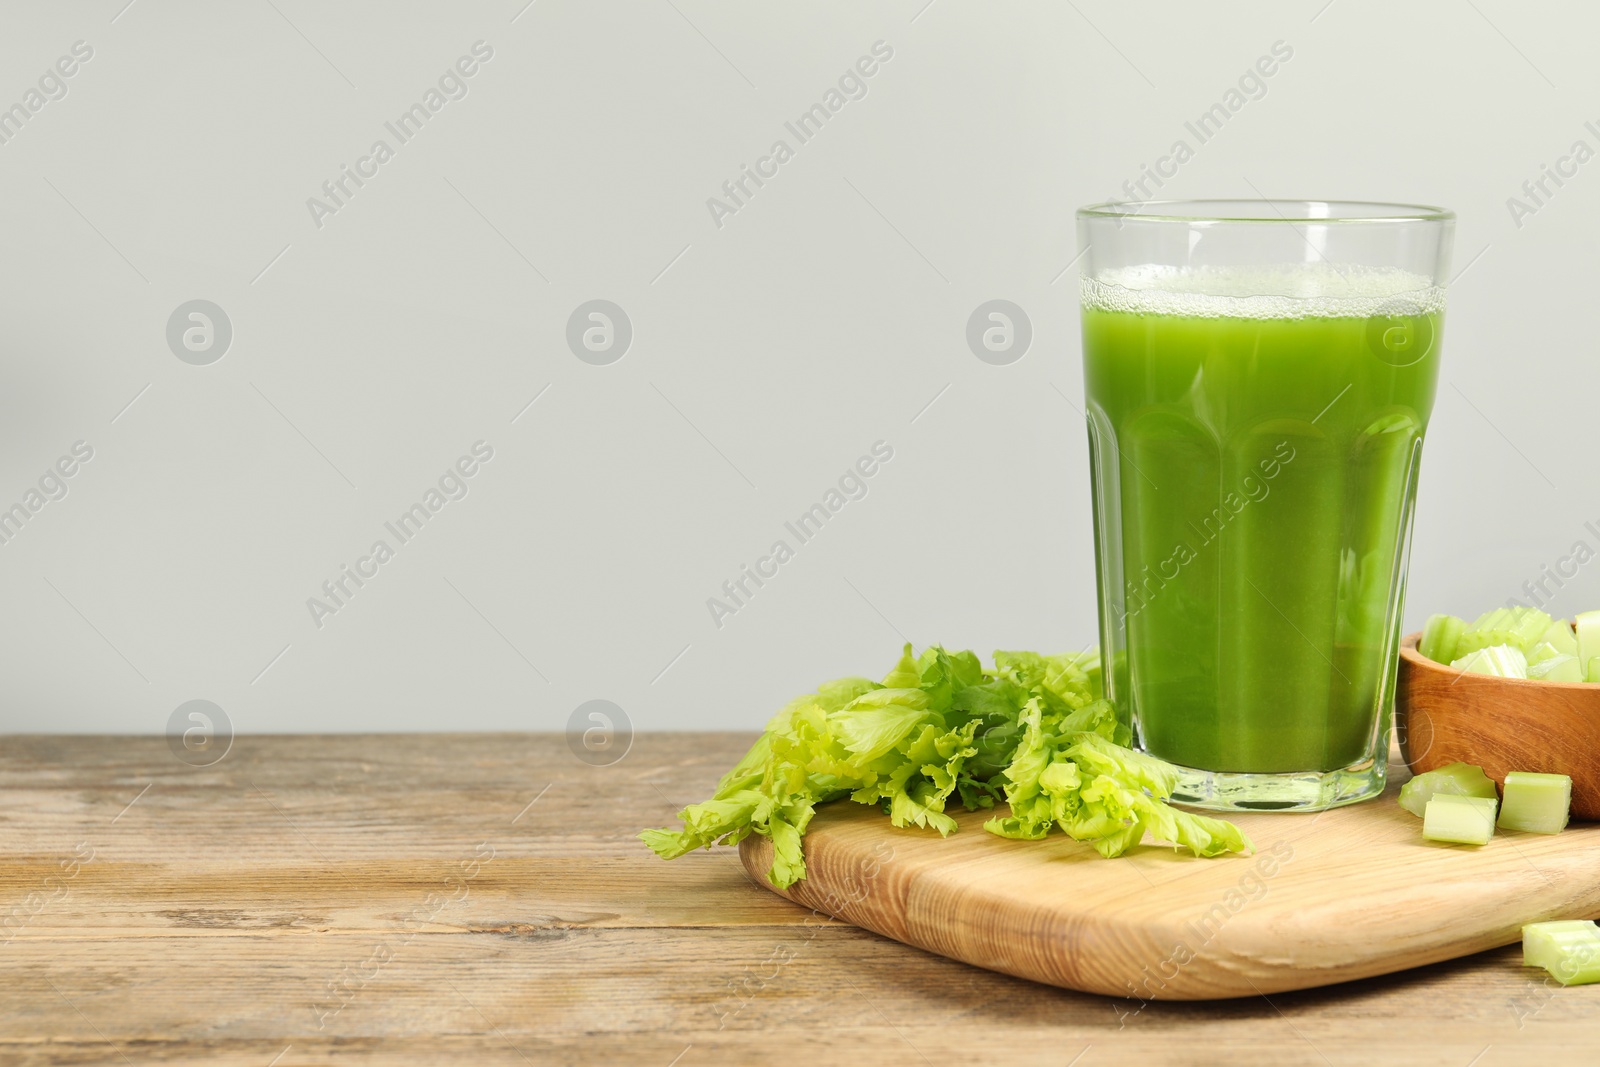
[1,733,1598,1066]
[740,758,1600,999]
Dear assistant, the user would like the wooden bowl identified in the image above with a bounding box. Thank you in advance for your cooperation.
[1396,631,1600,819]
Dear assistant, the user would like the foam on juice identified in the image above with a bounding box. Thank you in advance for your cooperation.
[1081,264,1446,320]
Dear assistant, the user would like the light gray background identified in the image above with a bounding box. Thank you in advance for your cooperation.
[1,0,1593,734]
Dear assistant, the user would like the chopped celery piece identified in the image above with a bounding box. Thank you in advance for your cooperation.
[1579,612,1600,677]
[1399,762,1498,817]
[1422,794,1498,845]
[1450,644,1528,679]
[1418,613,1466,665]
[1529,654,1583,682]
[1523,921,1600,985]
[1524,921,1599,969]
[1415,608,1600,682]
[1528,642,1562,666]
[1542,620,1579,657]
[1498,771,1571,834]
[1456,607,1554,657]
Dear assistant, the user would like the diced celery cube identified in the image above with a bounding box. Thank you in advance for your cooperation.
[1529,654,1583,682]
[1498,772,1572,834]
[1419,613,1466,665]
[1577,611,1600,673]
[1423,794,1498,845]
[1528,642,1562,666]
[1450,644,1528,679]
[1542,620,1579,657]
[1523,921,1600,985]
[1398,762,1498,817]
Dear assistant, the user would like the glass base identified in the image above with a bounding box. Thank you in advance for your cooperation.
[1164,755,1386,813]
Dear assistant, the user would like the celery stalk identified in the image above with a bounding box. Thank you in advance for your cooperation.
[1450,644,1528,679]
[1456,607,1555,658]
[1418,613,1466,665]
[1523,921,1600,986]
[1398,762,1498,817]
[1529,654,1583,682]
[1498,772,1571,834]
[1541,620,1579,657]
[1527,642,1562,666]
[1422,794,1498,845]
[1577,611,1600,671]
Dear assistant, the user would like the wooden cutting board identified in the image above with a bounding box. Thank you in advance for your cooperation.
[739,767,1600,1000]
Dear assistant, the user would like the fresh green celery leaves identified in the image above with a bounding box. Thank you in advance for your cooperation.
[642,643,1251,888]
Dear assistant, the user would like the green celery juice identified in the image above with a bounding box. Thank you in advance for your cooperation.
[1081,266,1443,774]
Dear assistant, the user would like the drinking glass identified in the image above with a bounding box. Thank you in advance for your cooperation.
[1077,199,1454,811]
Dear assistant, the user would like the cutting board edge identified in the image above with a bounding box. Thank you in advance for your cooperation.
[736,821,1600,1001]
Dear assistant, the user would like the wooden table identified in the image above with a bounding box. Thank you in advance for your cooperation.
[0,733,1594,1065]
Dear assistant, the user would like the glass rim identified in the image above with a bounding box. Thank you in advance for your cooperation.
[1076,199,1455,224]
